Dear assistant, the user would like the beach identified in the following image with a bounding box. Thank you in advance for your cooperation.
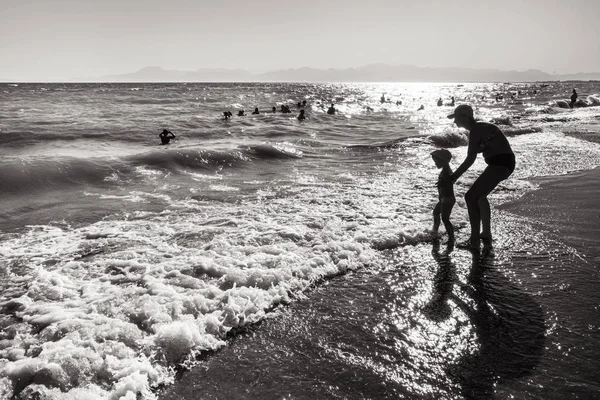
[0,82,599,399]
[160,167,600,399]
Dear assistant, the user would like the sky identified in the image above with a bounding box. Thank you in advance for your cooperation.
[1,0,599,81]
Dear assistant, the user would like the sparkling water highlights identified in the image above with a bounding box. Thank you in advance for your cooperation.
[1,82,600,399]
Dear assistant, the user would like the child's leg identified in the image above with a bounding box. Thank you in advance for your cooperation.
[441,198,455,239]
[433,202,441,232]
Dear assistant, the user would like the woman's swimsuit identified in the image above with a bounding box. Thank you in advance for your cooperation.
[485,153,515,174]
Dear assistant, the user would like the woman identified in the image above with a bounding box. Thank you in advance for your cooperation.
[448,105,515,249]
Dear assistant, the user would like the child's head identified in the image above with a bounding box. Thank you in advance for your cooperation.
[431,149,452,168]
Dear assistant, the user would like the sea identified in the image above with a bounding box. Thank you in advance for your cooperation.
[0,82,599,399]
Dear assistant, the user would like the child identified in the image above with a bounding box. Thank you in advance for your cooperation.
[431,149,455,240]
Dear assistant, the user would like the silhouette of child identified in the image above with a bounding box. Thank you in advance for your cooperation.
[431,149,455,240]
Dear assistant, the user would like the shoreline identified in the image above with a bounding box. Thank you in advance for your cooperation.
[499,166,600,257]
[159,165,600,399]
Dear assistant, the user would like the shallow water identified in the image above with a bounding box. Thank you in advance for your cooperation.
[0,82,599,399]
[162,209,600,400]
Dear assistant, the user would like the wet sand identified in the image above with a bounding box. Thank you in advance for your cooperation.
[160,168,600,400]
[500,166,600,257]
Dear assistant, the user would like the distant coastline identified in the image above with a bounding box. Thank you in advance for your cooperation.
[2,64,600,83]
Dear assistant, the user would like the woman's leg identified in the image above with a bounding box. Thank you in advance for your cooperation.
[479,197,491,239]
[464,166,511,246]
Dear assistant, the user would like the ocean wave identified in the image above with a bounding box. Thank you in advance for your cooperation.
[552,96,600,109]
[587,95,600,106]
[346,136,416,150]
[428,132,468,148]
[490,116,513,126]
[503,126,543,136]
[1,131,145,147]
[0,145,304,195]
[122,97,187,105]
[130,148,252,170]
[0,158,125,195]
[246,143,303,159]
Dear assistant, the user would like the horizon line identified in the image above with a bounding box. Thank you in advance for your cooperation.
[2,63,600,83]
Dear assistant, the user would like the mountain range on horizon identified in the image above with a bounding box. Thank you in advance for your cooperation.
[62,64,600,83]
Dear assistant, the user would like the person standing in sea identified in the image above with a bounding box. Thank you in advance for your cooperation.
[570,89,578,108]
[448,105,515,249]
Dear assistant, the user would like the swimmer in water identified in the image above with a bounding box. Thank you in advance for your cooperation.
[437,98,443,107]
[327,104,336,115]
[297,109,306,121]
[252,107,260,115]
[159,129,175,145]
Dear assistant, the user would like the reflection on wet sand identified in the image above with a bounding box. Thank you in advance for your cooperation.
[160,241,546,399]
[422,240,546,399]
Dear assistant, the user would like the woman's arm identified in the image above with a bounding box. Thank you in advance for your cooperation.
[451,132,479,182]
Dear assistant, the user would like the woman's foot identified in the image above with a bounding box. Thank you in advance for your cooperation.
[457,237,480,250]
[480,234,493,246]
